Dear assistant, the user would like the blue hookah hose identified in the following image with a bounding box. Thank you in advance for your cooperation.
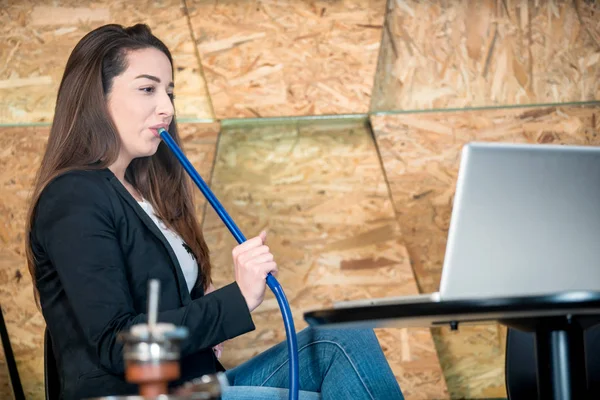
[158,128,300,400]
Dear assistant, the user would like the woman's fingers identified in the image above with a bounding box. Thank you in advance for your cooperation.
[231,233,265,258]
[261,261,278,277]
[232,231,276,312]
[237,245,270,264]
[245,252,274,266]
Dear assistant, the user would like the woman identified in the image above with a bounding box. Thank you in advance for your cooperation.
[26,23,404,400]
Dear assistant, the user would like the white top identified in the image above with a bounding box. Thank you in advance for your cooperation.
[137,199,198,293]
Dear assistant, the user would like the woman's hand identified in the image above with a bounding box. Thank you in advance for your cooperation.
[232,230,277,312]
[205,283,224,358]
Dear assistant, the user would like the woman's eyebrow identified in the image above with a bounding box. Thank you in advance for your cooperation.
[135,74,174,88]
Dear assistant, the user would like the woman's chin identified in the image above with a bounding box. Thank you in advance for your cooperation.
[137,145,160,158]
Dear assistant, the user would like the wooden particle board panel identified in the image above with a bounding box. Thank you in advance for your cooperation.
[371,0,600,112]
[0,125,49,398]
[202,118,448,399]
[187,0,386,119]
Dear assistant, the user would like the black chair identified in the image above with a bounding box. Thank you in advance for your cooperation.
[0,305,25,400]
[504,328,538,399]
[44,328,61,400]
[505,325,600,399]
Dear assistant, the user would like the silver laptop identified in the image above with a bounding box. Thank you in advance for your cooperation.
[335,142,600,309]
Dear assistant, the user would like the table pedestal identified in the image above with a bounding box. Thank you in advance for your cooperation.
[503,316,594,400]
[535,326,586,399]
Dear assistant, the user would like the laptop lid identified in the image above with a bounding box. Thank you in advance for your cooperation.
[439,142,600,300]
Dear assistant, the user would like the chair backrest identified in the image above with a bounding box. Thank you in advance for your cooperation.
[44,328,61,400]
[0,305,25,400]
[504,328,538,399]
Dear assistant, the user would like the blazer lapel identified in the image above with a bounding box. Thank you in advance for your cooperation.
[102,170,192,306]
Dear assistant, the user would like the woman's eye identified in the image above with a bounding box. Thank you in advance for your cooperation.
[141,86,155,94]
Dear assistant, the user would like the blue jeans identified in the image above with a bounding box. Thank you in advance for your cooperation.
[222,327,404,400]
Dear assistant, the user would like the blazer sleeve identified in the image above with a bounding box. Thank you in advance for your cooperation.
[33,172,255,375]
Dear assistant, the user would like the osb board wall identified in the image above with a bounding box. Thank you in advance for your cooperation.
[0,123,219,400]
[371,0,600,112]
[0,1,214,124]
[0,127,49,399]
[187,0,385,119]
[178,123,221,217]
[202,119,448,399]
[371,104,600,398]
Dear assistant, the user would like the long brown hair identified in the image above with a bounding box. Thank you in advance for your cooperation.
[25,24,211,304]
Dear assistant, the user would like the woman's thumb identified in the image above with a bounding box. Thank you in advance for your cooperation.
[259,230,267,244]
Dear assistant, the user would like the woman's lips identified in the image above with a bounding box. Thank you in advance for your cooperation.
[150,128,161,138]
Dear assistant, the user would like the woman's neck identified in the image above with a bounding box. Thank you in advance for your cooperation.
[108,156,142,201]
[108,155,130,182]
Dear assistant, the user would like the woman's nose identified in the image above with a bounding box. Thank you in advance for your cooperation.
[157,92,174,117]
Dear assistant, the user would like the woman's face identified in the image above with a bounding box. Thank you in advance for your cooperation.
[106,47,174,162]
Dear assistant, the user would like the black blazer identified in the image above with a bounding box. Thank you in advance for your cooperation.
[30,168,255,400]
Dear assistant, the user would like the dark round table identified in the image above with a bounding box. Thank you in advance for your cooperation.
[304,291,600,400]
